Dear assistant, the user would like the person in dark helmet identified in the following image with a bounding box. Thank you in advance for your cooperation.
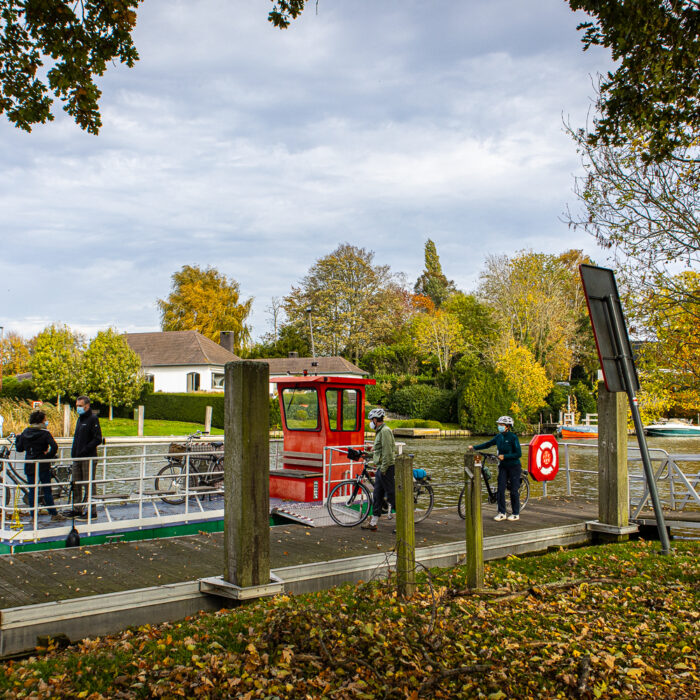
[361,408,396,532]
[469,415,522,521]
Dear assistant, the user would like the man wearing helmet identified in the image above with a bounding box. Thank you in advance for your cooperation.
[469,415,522,521]
[361,407,396,531]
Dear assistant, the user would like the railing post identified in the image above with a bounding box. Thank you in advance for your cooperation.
[597,381,629,541]
[395,453,416,598]
[464,452,484,590]
[63,404,71,438]
[204,405,213,434]
[224,360,270,588]
[137,406,145,437]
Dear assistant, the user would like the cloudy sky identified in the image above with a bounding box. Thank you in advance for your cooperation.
[0,0,613,342]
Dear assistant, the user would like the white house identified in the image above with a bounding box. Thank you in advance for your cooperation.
[125,331,240,393]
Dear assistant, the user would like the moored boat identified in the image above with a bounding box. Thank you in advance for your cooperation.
[558,424,598,439]
[644,420,700,437]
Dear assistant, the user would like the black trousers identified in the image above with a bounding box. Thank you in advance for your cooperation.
[372,464,395,517]
[72,459,97,515]
[497,463,522,515]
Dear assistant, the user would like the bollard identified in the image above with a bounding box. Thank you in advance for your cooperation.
[224,361,270,588]
[137,406,145,437]
[63,404,71,438]
[204,405,213,434]
[395,453,416,598]
[464,452,484,590]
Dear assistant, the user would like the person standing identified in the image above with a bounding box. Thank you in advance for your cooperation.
[361,408,396,532]
[70,396,102,520]
[15,410,65,521]
[469,415,522,521]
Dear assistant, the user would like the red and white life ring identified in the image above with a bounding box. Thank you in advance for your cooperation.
[528,435,559,482]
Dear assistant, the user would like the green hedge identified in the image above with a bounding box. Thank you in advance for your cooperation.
[456,363,514,433]
[0,377,37,400]
[388,384,455,423]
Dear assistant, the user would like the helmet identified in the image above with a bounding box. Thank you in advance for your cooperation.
[368,408,386,421]
[497,415,514,426]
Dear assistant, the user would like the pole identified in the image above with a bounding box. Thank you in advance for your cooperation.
[607,297,671,554]
[204,405,213,434]
[137,405,145,438]
[464,452,484,589]
[395,453,416,598]
[306,307,316,359]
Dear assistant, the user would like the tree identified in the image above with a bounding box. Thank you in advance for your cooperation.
[414,239,456,309]
[411,309,464,374]
[495,339,552,423]
[29,324,82,408]
[158,265,253,351]
[283,244,406,362]
[567,1,700,163]
[0,331,31,376]
[0,0,141,133]
[79,328,143,420]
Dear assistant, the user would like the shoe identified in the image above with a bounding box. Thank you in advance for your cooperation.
[76,512,98,521]
[507,514,520,521]
[62,510,81,517]
[51,513,67,522]
[38,509,49,516]
[361,522,378,531]
[494,513,507,521]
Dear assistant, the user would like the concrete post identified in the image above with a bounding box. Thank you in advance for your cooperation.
[137,406,144,438]
[63,404,71,438]
[394,453,416,598]
[204,405,213,434]
[224,361,270,588]
[597,381,629,541]
[464,452,484,589]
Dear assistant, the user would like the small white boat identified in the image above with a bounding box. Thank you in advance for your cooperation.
[644,419,700,437]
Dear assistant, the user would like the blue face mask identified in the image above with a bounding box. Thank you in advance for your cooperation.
[76,406,86,416]
[44,421,49,428]
[497,424,506,433]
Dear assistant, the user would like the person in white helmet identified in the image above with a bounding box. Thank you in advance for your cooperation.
[361,407,395,531]
[469,415,522,521]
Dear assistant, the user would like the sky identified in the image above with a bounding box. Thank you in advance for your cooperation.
[0,0,614,343]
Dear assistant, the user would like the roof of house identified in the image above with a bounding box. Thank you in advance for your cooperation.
[248,356,367,376]
[125,331,241,367]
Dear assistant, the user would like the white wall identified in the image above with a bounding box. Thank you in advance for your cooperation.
[144,365,225,393]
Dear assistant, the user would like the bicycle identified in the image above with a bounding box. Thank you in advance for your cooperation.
[326,449,434,527]
[457,451,529,519]
[154,431,224,505]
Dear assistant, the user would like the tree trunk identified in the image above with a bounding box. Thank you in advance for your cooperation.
[109,403,113,421]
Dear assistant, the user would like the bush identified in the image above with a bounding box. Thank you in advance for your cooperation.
[0,377,37,400]
[388,419,443,429]
[388,384,455,423]
[456,362,514,433]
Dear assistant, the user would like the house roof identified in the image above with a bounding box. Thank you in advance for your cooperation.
[125,331,241,367]
[248,356,367,377]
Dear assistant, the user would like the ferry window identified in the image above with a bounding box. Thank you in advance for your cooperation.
[325,389,360,431]
[282,387,320,431]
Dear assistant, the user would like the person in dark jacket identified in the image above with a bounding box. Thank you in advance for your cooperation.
[15,410,65,521]
[469,415,522,522]
[69,396,103,520]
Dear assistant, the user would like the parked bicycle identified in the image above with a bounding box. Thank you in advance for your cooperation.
[458,451,529,518]
[326,449,434,527]
[154,431,224,505]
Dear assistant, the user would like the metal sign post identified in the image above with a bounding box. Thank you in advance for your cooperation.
[579,264,671,555]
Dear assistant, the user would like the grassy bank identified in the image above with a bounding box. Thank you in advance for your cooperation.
[99,418,223,437]
[0,539,697,698]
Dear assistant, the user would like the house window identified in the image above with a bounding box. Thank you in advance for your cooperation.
[281,387,320,431]
[187,372,201,392]
[212,373,225,389]
[326,388,360,431]
[144,374,154,385]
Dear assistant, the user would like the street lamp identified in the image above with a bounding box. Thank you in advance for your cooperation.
[305,307,316,359]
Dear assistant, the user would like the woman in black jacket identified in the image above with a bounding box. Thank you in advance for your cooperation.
[16,410,65,521]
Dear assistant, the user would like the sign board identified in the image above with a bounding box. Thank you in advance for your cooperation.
[579,264,639,394]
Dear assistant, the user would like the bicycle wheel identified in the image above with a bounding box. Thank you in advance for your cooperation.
[155,464,195,505]
[327,480,373,527]
[51,464,72,500]
[413,482,434,523]
[507,474,530,514]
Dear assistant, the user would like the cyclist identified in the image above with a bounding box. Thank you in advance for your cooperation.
[469,415,522,522]
[361,408,395,532]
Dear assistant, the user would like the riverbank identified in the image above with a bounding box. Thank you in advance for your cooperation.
[0,539,697,698]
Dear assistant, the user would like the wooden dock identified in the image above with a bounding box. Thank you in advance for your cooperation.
[0,497,602,657]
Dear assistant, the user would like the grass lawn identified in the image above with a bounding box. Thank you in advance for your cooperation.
[0,539,697,698]
[100,418,223,437]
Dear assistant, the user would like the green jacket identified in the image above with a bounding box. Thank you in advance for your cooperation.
[371,423,396,474]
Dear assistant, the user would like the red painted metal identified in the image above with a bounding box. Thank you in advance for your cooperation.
[528,434,560,482]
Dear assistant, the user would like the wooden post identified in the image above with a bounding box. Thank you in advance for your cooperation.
[395,453,416,598]
[464,452,484,589]
[204,405,213,434]
[224,360,270,588]
[598,381,629,541]
[63,404,71,438]
[137,405,144,438]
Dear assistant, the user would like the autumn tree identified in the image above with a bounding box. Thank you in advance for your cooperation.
[283,244,406,362]
[411,309,465,374]
[414,239,456,309]
[158,265,252,351]
[79,329,143,420]
[0,332,31,376]
[29,324,83,409]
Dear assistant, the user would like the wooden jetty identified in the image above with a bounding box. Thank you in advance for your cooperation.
[0,496,601,657]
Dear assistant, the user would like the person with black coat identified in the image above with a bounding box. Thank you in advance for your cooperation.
[69,395,103,520]
[16,410,65,521]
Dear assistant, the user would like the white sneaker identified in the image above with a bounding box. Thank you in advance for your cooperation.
[507,514,519,521]
[494,513,507,521]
